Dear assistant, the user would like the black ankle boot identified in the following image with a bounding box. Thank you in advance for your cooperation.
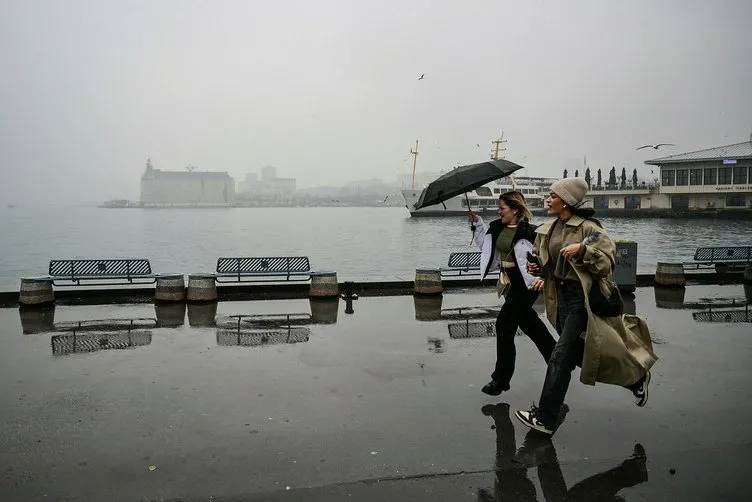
[481,380,510,396]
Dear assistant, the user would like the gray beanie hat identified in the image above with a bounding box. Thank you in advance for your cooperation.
[550,177,588,207]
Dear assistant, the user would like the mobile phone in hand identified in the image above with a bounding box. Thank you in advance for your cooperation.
[527,252,542,277]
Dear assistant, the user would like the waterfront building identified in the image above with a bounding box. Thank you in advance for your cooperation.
[645,141,752,211]
[140,159,235,206]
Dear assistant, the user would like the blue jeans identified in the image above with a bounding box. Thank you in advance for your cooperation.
[538,280,587,427]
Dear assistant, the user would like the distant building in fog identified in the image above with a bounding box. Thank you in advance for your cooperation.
[140,159,235,206]
[237,166,296,202]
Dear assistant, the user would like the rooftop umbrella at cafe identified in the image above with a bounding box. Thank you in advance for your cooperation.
[412,158,526,210]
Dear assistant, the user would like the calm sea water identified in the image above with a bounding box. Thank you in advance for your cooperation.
[1,206,750,289]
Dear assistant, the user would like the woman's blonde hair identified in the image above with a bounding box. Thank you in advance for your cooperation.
[499,190,532,221]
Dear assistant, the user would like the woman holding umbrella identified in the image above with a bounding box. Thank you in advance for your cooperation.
[469,191,557,396]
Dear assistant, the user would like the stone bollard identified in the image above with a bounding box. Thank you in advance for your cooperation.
[155,274,185,302]
[186,274,218,302]
[744,264,752,284]
[19,305,56,334]
[19,277,54,306]
[154,302,186,328]
[614,241,637,292]
[309,271,339,298]
[187,302,217,327]
[414,268,442,295]
[654,262,686,287]
[413,294,443,321]
[309,298,339,324]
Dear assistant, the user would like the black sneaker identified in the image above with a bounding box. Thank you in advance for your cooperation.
[632,371,651,407]
[514,405,554,436]
[481,380,510,396]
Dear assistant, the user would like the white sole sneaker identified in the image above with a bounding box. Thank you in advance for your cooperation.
[635,371,651,407]
[514,409,554,435]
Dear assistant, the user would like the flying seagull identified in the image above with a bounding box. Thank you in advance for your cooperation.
[636,143,675,150]
[418,73,425,80]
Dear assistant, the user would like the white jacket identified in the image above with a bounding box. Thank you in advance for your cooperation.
[471,215,537,287]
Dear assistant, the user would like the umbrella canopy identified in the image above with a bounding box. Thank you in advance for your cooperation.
[412,158,526,210]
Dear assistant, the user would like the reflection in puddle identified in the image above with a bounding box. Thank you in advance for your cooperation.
[51,330,152,355]
[693,306,751,323]
[309,298,339,324]
[54,318,157,331]
[154,302,186,328]
[654,286,686,309]
[414,295,443,321]
[216,313,312,328]
[187,302,218,327]
[479,403,648,501]
[448,320,496,339]
[216,313,312,347]
[427,337,445,353]
[216,327,310,347]
[19,305,56,334]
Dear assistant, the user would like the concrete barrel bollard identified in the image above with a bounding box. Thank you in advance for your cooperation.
[19,305,56,334]
[186,274,218,302]
[744,264,752,284]
[309,298,339,324]
[19,277,54,306]
[154,302,186,328]
[414,268,443,295]
[187,302,217,327]
[309,271,339,298]
[155,274,186,302]
[413,294,443,321]
[654,262,686,287]
[613,241,637,292]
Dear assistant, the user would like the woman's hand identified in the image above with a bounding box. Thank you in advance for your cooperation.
[560,243,583,260]
[467,210,476,224]
[527,261,540,274]
[530,278,545,291]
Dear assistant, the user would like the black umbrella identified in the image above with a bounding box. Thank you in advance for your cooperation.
[412,158,526,210]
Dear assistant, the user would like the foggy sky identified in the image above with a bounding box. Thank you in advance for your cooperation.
[1,0,751,204]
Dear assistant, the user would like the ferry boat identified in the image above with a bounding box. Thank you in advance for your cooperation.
[401,176,556,216]
[399,134,557,216]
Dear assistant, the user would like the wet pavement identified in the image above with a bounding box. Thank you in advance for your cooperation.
[1,285,752,501]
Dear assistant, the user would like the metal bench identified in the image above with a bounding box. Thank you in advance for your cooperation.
[440,252,499,277]
[683,246,752,272]
[49,259,156,286]
[215,256,312,283]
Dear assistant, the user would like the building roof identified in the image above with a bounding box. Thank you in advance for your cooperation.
[645,141,752,165]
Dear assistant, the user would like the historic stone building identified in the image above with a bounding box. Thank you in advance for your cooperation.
[139,159,235,206]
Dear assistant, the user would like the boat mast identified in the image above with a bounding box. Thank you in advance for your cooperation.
[410,140,419,189]
[491,131,512,189]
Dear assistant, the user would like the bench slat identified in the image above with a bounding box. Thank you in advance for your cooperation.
[216,257,311,274]
[693,246,752,263]
[215,256,312,282]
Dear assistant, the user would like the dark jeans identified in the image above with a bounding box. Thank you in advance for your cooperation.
[538,279,587,427]
[491,286,556,387]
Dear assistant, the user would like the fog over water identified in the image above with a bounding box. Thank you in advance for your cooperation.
[1,0,751,205]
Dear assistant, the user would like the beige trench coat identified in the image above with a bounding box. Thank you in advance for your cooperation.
[534,215,658,386]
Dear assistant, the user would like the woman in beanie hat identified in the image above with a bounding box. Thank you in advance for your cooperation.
[514,177,657,435]
[468,191,556,396]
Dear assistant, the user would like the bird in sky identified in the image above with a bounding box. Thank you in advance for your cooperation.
[418,73,425,80]
[636,143,675,150]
